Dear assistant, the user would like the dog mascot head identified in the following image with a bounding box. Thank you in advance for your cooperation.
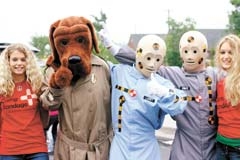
[46,16,100,87]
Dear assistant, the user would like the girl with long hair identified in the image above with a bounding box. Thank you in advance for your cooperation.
[215,34,240,160]
[0,43,49,160]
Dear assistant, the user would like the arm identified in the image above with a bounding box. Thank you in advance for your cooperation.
[114,46,136,66]
[40,67,64,110]
[98,23,135,65]
[147,74,187,116]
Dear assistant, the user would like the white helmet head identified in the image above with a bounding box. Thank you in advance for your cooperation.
[136,34,166,78]
[179,30,208,72]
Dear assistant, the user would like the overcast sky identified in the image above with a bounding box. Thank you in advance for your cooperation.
[0,0,234,44]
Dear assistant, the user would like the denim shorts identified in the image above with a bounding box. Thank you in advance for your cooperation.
[0,152,49,160]
[216,142,240,160]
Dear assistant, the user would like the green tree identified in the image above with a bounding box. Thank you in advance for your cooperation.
[165,17,196,66]
[31,35,50,59]
[92,11,107,31]
[228,0,240,35]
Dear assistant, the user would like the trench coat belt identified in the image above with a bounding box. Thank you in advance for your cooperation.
[59,130,110,160]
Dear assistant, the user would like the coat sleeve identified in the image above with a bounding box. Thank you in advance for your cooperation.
[153,76,187,116]
[40,67,64,110]
[114,45,135,66]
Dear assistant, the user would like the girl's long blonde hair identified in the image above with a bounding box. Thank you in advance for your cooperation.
[0,43,43,97]
[215,34,240,106]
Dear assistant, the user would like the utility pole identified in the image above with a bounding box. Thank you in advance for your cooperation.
[167,9,170,33]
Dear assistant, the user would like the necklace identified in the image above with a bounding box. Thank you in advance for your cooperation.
[15,81,26,91]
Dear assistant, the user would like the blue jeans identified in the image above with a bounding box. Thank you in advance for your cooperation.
[0,153,49,160]
[216,142,240,160]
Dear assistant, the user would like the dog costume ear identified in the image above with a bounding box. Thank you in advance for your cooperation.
[46,20,61,70]
[81,17,100,54]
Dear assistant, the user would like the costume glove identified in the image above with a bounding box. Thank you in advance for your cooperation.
[147,74,172,97]
[40,87,64,107]
[98,22,120,55]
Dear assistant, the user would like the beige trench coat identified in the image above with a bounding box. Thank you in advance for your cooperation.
[41,55,112,160]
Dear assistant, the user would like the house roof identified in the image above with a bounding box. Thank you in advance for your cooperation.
[197,29,228,50]
[127,29,228,50]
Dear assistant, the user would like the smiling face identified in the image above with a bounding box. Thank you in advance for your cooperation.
[9,50,27,82]
[218,41,233,71]
[179,31,208,72]
[215,35,240,72]
[135,35,166,78]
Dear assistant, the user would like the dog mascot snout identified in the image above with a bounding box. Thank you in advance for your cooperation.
[68,55,81,64]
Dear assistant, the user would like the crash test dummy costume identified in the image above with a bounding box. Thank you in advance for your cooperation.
[99,30,217,160]
[108,35,187,160]
[165,31,217,160]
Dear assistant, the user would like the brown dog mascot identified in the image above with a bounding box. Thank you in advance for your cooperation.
[40,16,112,160]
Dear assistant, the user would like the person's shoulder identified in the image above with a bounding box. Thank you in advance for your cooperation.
[206,66,216,71]
[155,73,170,82]
[92,54,106,64]
[44,66,55,77]
[0,95,4,102]
[91,54,110,70]
[155,74,175,88]
[206,66,218,78]
[159,65,182,75]
[160,65,181,70]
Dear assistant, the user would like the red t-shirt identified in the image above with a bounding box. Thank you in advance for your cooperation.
[0,81,47,155]
[217,79,240,138]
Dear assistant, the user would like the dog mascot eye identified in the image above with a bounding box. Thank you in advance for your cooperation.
[60,39,69,46]
[76,36,86,44]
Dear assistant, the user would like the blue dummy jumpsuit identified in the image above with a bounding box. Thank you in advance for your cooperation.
[109,63,187,160]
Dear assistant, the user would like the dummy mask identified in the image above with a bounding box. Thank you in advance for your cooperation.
[136,35,166,78]
[179,31,208,72]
